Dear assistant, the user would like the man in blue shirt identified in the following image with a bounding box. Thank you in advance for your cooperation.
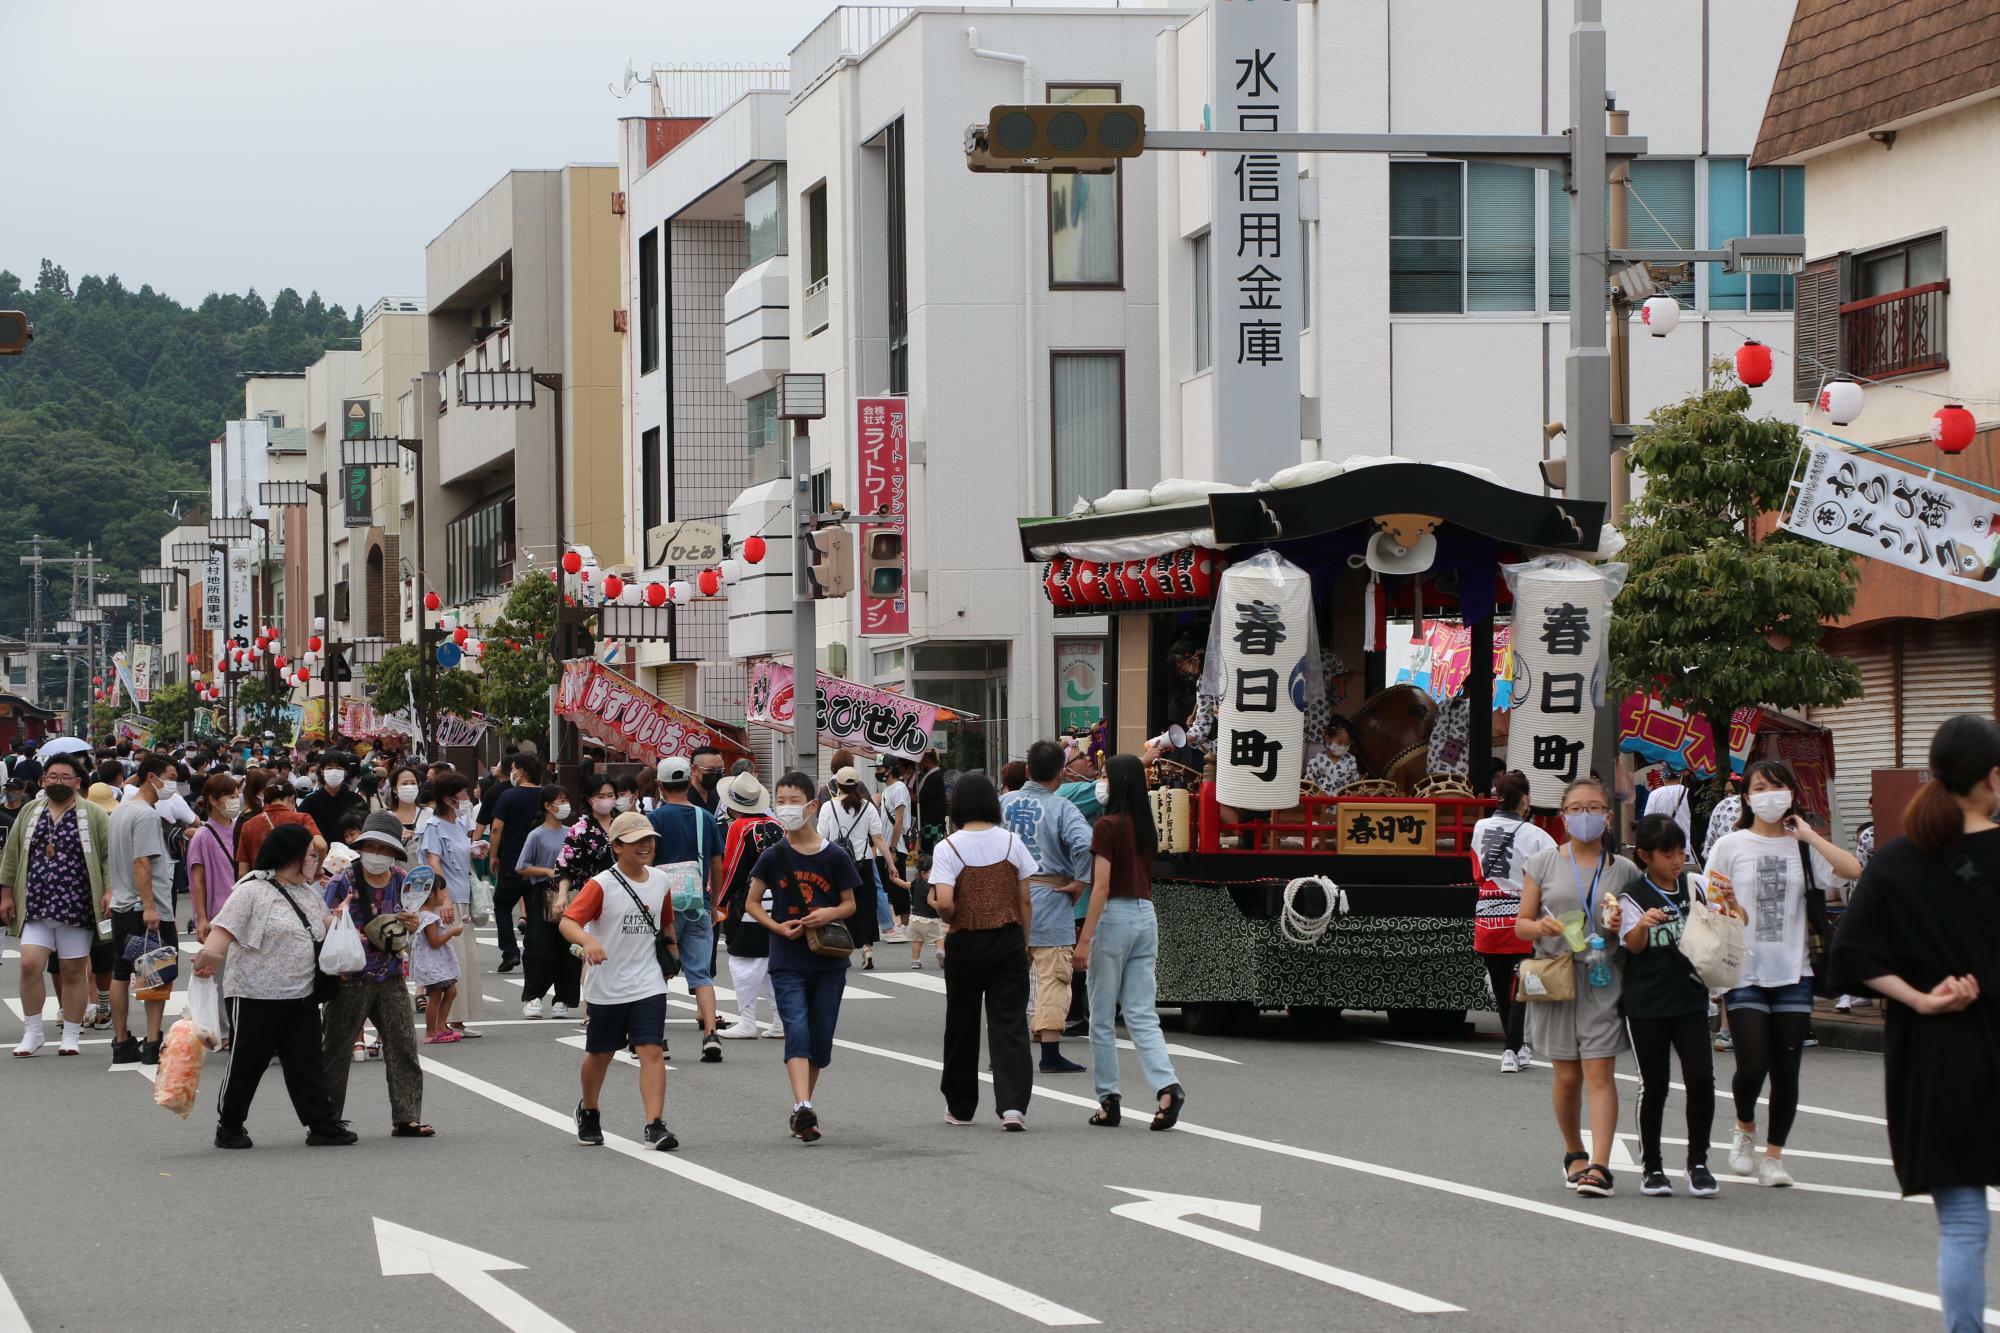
[1001,740,1094,1073]
[649,756,725,1063]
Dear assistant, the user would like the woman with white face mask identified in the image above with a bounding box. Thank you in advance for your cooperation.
[319,811,432,1137]
[1704,758,1862,1186]
[385,767,425,844]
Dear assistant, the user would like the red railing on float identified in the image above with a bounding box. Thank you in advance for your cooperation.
[1197,782,1496,855]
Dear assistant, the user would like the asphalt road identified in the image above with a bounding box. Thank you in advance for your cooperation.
[0,926,1987,1333]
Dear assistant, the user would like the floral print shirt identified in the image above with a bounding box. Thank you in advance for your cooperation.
[554,816,616,888]
[25,805,92,927]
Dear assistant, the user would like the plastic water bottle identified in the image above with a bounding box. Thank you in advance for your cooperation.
[1585,935,1613,989]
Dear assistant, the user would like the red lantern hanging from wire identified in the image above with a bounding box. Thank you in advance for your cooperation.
[424,591,441,612]
[1735,339,1773,388]
[697,568,722,598]
[1932,404,1977,454]
[602,574,624,600]
[742,535,767,565]
[561,550,583,574]
[644,582,667,608]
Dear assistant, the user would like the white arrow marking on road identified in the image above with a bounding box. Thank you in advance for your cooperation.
[373,1218,572,1333]
[1608,1136,1639,1170]
[0,1263,31,1333]
[418,1059,1098,1326]
[1107,1188,1461,1314]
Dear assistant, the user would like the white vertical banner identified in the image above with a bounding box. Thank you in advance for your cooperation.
[227,546,254,643]
[203,549,224,631]
[1210,0,1299,486]
[1211,552,1314,810]
[1502,556,1627,808]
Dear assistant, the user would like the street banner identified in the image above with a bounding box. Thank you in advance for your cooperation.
[1503,556,1622,808]
[746,661,952,761]
[343,463,373,527]
[1619,695,1759,779]
[557,659,750,764]
[856,396,909,636]
[109,651,142,711]
[301,699,327,743]
[203,549,224,631]
[129,643,155,704]
[1782,441,2000,594]
[1210,0,1299,486]
[113,715,153,748]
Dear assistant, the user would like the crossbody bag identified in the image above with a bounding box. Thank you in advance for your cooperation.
[1798,841,1840,998]
[608,868,681,982]
[272,877,342,1004]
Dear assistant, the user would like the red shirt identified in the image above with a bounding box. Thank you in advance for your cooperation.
[235,801,321,873]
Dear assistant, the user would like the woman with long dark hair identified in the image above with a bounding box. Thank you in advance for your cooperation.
[1831,715,1999,1332]
[1075,753,1184,1131]
[1705,757,1861,1186]
[929,771,1036,1128]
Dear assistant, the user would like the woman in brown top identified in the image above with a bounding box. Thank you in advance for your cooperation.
[1076,754,1185,1130]
[929,772,1039,1129]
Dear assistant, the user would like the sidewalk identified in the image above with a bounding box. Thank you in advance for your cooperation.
[1808,996,1885,1054]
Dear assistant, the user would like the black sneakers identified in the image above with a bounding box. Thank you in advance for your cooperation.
[701,1031,722,1063]
[110,1037,140,1065]
[644,1120,680,1152]
[306,1122,359,1147]
[789,1106,821,1143]
[497,955,520,973]
[214,1125,253,1150]
[1686,1163,1720,1197]
[1641,1169,1674,1197]
[575,1101,604,1146]
[139,1038,161,1066]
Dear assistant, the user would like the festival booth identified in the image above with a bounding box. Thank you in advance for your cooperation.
[1019,459,1606,1035]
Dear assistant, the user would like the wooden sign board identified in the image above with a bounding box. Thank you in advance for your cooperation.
[1334,801,1437,856]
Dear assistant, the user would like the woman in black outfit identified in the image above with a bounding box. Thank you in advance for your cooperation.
[1830,714,2000,1333]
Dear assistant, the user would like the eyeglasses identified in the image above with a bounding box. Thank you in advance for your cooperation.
[1562,804,1610,816]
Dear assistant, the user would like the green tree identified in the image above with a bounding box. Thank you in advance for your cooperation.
[233,676,291,735]
[1608,365,1864,772]
[366,644,479,719]
[478,574,562,747]
[145,682,193,740]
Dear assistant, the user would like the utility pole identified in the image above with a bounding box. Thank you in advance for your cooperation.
[790,414,820,782]
[1606,102,1634,526]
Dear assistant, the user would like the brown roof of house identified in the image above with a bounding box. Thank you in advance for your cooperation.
[1753,0,2000,165]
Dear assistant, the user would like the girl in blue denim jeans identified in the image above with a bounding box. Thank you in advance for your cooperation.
[1075,754,1184,1132]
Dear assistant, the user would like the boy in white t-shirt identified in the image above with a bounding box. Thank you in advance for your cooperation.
[560,812,681,1152]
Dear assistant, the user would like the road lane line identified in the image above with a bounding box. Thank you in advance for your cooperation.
[1373,1038,1890,1126]
[417,1058,1098,1326]
[1621,1133,1895,1168]
[862,974,1240,1063]
[0,1264,30,1333]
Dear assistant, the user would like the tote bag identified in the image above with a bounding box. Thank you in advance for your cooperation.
[1681,894,1746,990]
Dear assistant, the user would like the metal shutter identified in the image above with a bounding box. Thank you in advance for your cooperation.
[1793,255,1845,402]
[1811,628,1897,847]
[1900,615,2000,770]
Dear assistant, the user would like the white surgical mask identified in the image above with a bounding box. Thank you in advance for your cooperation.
[1562,811,1609,844]
[323,769,346,790]
[1324,742,1350,760]
[458,801,475,828]
[773,803,809,832]
[554,803,572,821]
[360,851,396,876]
[591,796,616,816]
[1748,790,1793,823]
[175,782,192,798]
[615,795,634,813]
[397,784,419,804]
[219,797,242,820]
[1094,779,1110,806]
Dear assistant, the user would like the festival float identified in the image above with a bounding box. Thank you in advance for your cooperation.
[1018,458,1613,1036]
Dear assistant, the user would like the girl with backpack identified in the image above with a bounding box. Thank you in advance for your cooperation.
[816,767,893,970]
[1471,770,1556,1073]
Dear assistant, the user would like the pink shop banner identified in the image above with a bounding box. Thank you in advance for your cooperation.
[557,659,749,764]
[747,661,964,761]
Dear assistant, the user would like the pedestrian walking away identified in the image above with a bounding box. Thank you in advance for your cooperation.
[746,772,860,1144]
[514,784,581,1020]
[932,772,1038,1129]
[1516,775,1637,1198]
[1075,754,1185,1133]
[715,774,785,1040]
[1000,739,1094,1073]
[816,765,894,968]
[1622,814,1736,1199]
[484,752,547,973]
[192,823,357,1149]
[186,772,242,1046]
[319,812,430,1134]
[1829,715,2000,1333]
[1705,759,1862,1186]
[106,754,178,1065]
[561,811,680,1151]
[1471,769,1555,1072]
[0,754,110,1058]
[649,756,726,1061]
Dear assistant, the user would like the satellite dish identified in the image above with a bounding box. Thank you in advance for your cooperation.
[610,58,638,97]
[1364,530,1437,576]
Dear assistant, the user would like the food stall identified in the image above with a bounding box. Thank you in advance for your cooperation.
[1019,459,1605,1036]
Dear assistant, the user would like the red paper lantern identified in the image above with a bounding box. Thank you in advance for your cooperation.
[742,535,768,565]
[697,568,722,598]
[92,675,102,685]
[307,635,322,652]
[1042,559,1073,608]
[561,550,583,574]
[601,574,624,600]
[509,640,520,651]
[1735,339,1773,388]
[1139,556,1172,602]
[644,582,667,608]
[1062,559,1102,606]
[187,653,198,666]
[298,668,311,683]
[446,626,466,646]
[424,591,441,612]
[1932,404,1977,454]
[1186,549,1219,599]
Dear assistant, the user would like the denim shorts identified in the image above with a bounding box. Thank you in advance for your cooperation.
[584,993,668,1053]
[676,906,716,990]
[1724,979,1816,1014]
[770,967,845,1068]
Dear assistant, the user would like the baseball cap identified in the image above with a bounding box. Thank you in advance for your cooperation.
[657,755,692,785]
[833,765,863,789]
[609,811,657,843]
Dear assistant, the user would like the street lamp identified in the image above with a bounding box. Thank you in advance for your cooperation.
[170,541,210,564]
[208,517,254,542]
[777,373,828,779]
[94,592,129,610]
[72,607,106,625]
[52,619,83,634]
[339,438,405,469]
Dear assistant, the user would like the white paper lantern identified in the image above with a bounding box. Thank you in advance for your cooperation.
[1504,558,1613,808]
[1213,552,1312,811]
[312,616,326,633]
[618,584,642,607]
[1639,295,1680,338]
[442,613,459,633]
[717,558,746,586]
[668,580,694,604]
[467,639,485,658]
[1817,379,1864,425]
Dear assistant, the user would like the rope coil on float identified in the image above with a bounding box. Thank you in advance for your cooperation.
[1281,875,1347,946]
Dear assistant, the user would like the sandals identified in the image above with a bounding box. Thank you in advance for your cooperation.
[1150,1084,1186,1132]
[1089,1094,1121,1128]
[1563,1151,1590,1190]
[1574,1165,1615,1198]
[392,1123,437,1138]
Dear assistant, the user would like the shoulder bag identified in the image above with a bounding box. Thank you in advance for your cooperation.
[1669,873,1746,991]
[795,845,855,957]
[1516,950,1576,1002]
[609,868,681,982]
[1798,842,1841,998]
[272,877,342,1004]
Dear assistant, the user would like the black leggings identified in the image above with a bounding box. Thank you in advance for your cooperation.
[1482,954,1526,1051]
[1729,1007,1810,1147]
[1627,1011,1715,1171]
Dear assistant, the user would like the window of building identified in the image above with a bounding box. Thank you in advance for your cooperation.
[641,427,662,536]
[746,390,779,454]
[1051,352,1124,510]
[637,228,659,375]
[1857,233,1946,298]
[445,491,515,605]
[1191,232,1212,372]
[1048,85,1122,287]
[745,165,787,267]
[804,183,830,337]
[1708,160,1804,311]
[1548,161,1697,311]
[1848,232,1948,379]
[1391,162,1536,313]
[810,467,832,519]
[911,642,1010,775]
[885,116,910,394]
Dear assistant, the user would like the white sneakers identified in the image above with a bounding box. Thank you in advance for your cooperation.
[549,1002,570,1019]
[1728,1129,1758,1176]
[522,999,544,1020]
[1756,1156,1795,1188]
[1499,1049,1521,1073]
[716,1021,760,1040]
[1518,1043,1534,1066]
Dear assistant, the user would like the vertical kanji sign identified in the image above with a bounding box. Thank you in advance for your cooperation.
[1211,0,1299,486]
[855,396,909,636]
[1503,557,1617,808]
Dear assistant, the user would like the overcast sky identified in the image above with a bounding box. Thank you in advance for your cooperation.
[0,0,839,310]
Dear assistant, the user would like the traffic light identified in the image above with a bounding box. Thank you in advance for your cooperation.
[0,311,31,355]
[805,526,853,599]
[861,529,904,599]
[965,103,1145,174]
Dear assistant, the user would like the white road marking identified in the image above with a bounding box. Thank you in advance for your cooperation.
[1608,1137,1639,1169]
[373,1218,573,1333]
[417,1058,1098,1326]
[553,1034,674,1070]
[1622,1133,1896,1168]
[7,994,186,1022]
[1374,1038,1890,1126]
[868,970,949,994]
[864,972,1240,1063]
[1109,1188,1460,1314]
[0,1261,31,1333]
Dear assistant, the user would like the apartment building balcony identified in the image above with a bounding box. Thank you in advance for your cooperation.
[436,325,533,485]
[1842,281,1949,381]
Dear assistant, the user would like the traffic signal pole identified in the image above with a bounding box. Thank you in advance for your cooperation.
[790,414,819,783]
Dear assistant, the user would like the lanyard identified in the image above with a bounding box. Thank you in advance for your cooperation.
[1642,875,1683,920]
[1567,846,1606,922]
